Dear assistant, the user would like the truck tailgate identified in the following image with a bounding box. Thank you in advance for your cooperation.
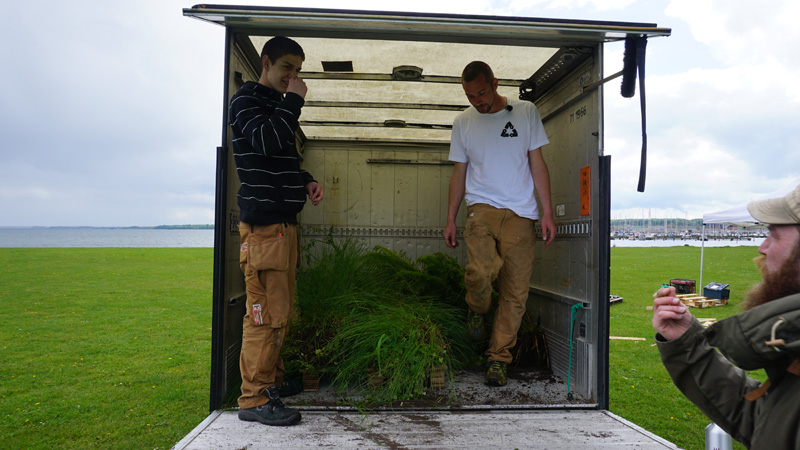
[173,409,681,449]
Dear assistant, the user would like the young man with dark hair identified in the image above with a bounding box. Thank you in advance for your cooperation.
[444,60,556,387]
[652,184,800,448]
[228,36,323,426]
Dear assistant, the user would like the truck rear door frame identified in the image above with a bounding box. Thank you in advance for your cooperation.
[183,4,670,413]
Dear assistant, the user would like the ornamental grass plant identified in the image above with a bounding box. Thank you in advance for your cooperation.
[286,237,474,404]
[325,298,460,402]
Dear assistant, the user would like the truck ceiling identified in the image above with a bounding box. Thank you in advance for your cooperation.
[184,4,670,143]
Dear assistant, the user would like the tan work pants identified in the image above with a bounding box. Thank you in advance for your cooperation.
[237,222,298,409]
[463,204,536,364]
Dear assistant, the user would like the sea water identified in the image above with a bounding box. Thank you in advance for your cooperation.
[0,228,214,248]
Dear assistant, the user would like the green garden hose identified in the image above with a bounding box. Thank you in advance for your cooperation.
[567,303,585,399]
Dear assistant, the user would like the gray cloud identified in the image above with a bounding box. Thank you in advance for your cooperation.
[1,0,796,226]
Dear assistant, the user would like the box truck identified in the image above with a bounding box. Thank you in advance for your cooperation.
[176,5,677,448]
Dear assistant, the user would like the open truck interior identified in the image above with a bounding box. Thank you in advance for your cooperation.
[178,5,674,449]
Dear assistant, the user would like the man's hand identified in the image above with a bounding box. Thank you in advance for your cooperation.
[287,76,308,98]
[540,214,556,246]
[444,221,459,248]
[306,181,323,206]
[652,286,693,341]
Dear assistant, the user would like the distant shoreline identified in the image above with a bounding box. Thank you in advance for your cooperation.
[0,225,214,230]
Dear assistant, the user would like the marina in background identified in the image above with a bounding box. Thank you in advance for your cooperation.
[610,217,766,245]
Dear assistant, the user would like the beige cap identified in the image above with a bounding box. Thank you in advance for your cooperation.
[747,184,800,225]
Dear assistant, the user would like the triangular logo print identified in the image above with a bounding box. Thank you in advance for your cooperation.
[501,122,518,138]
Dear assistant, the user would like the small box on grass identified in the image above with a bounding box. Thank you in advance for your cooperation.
[670,278,696,294]
[704,282,730,300]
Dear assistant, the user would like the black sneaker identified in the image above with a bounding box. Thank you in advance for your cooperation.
[485,361,508,387]
[238,386,301,426]
[278,378,304,398]
[466,310,486,342]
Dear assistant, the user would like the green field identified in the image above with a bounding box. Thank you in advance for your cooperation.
[0,248,212,450]
[0,245,765,449]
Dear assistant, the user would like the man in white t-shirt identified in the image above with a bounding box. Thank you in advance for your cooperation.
[444,61,556,387]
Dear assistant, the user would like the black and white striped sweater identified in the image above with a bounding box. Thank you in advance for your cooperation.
[228,81,315,225]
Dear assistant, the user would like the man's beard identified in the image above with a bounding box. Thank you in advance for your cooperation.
[743,247,800,310]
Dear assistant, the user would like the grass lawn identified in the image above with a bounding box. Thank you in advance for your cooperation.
[0,245,766,449]
[0,248,212,450]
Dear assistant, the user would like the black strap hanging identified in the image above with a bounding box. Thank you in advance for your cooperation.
[621,34,648,192]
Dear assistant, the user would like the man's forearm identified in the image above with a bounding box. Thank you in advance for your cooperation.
[447,163,467,223]
[529,150,553,216]
[447,184,464,224]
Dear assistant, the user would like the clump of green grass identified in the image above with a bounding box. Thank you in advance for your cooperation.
[287,238,473,403]
[289,237,369,367]
[417,252,468,308]
[325,296,457,402]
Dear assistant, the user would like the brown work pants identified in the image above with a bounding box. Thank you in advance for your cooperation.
[464,204,536,364]
[237,222,298,409]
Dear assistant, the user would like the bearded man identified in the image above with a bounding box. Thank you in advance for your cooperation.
[652,183,800,449]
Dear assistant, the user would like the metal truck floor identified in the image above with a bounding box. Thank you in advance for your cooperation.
[173,369,681,449]
[173,409,681,449]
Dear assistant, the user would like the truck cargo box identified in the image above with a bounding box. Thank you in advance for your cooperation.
[180,4,672,448]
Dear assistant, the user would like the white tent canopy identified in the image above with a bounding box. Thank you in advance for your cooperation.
[702,202,760,228]
[699,178,800,288]
[703,178,800,226]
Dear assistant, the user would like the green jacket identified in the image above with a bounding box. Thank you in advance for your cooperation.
[657,293,800,449]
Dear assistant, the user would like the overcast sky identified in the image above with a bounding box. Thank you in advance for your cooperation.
[1,0,798,227]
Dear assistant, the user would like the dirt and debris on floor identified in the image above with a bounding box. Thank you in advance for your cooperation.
[287,364,583,411]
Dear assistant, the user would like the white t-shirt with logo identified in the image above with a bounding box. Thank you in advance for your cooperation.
[449,98,550,220]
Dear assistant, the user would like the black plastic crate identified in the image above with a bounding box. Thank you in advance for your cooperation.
[704,282,730,300]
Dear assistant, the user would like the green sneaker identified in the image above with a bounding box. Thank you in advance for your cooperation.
[466,310,486,342]
[238,386,301,426]
[485,361,508,387]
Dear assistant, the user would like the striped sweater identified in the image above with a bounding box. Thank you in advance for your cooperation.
[228,81,315,225]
